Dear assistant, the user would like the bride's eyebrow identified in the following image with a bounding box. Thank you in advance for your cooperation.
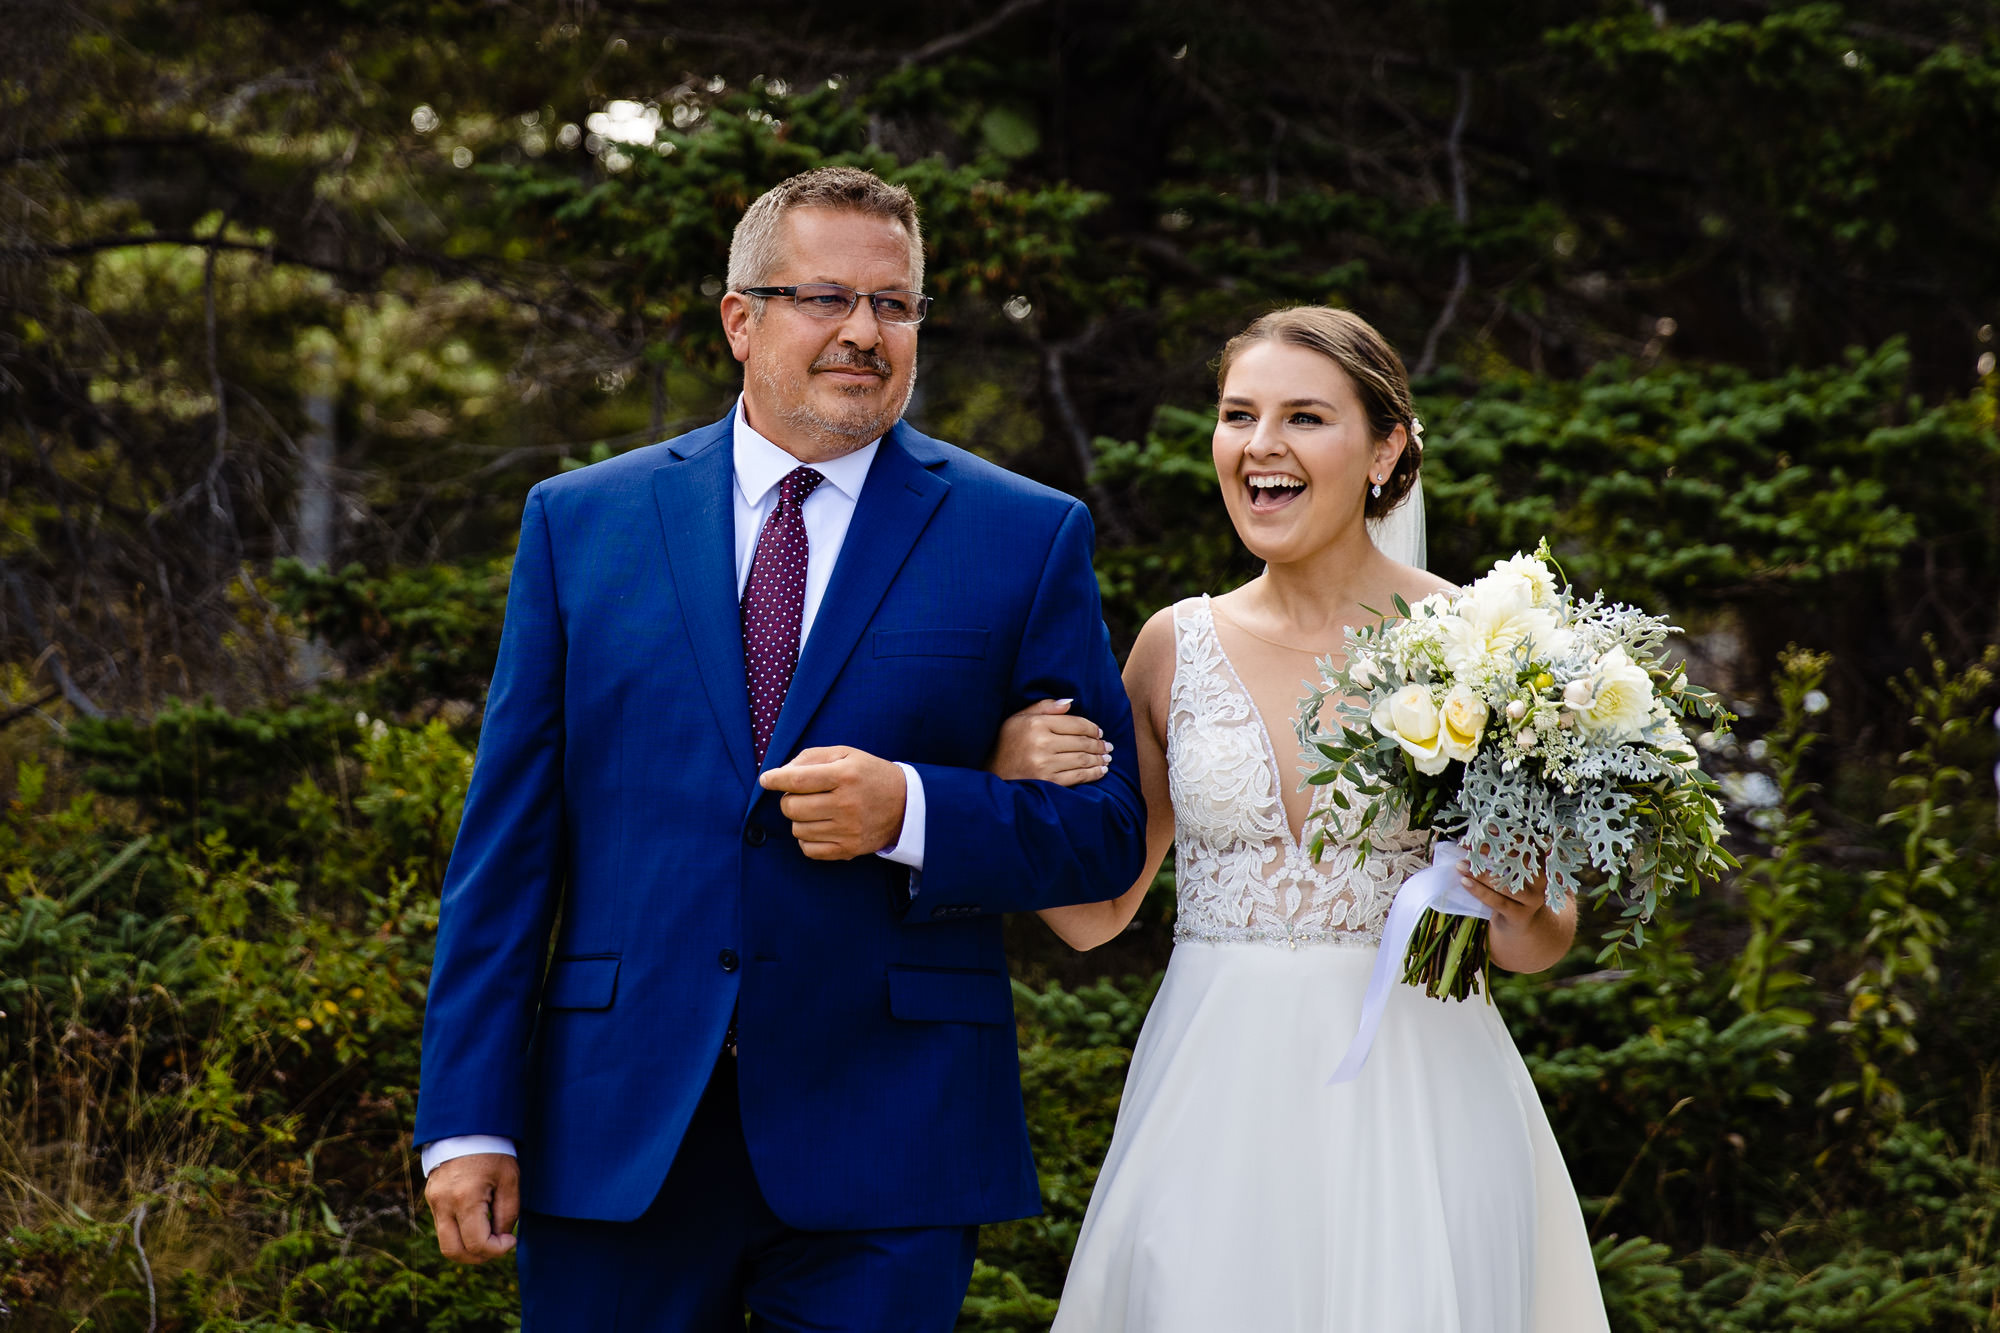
[1217,395,1337,410]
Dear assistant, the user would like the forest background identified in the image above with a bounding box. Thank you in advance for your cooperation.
[2,0,1999,1328]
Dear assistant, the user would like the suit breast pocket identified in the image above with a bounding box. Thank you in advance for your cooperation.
[873,628,989,660]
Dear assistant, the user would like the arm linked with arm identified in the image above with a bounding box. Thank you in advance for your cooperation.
[1035,606,1177,950]
[903,502,1147,921]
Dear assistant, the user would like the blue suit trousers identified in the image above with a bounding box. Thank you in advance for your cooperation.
[517,1055,978,1332]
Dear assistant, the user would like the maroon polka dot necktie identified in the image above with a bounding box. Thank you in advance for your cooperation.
[743,466,826,768]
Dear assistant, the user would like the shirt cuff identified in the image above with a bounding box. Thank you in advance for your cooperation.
[874,761,925,873]
[420,1134,518,1177]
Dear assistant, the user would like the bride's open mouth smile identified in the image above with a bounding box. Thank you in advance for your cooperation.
[1244,471,1308,513]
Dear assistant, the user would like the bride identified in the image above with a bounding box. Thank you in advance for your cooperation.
[991,307,1610,1332]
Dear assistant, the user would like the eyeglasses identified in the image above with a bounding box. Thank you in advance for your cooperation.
[737,283,932,325]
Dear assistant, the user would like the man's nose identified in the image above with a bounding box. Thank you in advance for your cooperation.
[835,297,883,348]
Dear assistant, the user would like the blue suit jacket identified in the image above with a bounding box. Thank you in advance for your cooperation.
[413,413,1147,1228]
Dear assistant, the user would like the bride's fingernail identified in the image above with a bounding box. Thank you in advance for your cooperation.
[1056,698,1075,707]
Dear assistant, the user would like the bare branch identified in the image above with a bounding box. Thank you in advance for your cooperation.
[1041,341,1098,481]
[0,134,219,168]
[624,0,1054,71]
[1415,70,1473,378]
[898,0,1053,68]
[202,237,230,513]
[1037,330,1136,546]
[1,562,105,718]
[2,231,372,278]
[0,686,63,732]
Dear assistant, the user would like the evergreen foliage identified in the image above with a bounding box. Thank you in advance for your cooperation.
[2,1,1998,1328]
[3,645,1995,1328]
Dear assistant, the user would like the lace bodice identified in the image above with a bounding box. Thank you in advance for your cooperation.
[1168,596,1432,947]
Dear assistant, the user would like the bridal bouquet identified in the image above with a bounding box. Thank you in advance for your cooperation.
[1298,541,1734,1001]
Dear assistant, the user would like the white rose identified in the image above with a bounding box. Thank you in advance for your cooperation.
[1487,552,1559,608]
[1371,683,1450,775]
[1412,591,1456,617]
[1578,646,1656,742]
[1462,569,1533,623]
[1505,698,1527,722]
[1349,654,1381,688]
[1440,595,1562,677]
[1439,685,1488,763]
[1562,678,1596,711]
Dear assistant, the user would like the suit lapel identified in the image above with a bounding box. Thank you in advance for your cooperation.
[759,423,950,780]
[652,415,757,792]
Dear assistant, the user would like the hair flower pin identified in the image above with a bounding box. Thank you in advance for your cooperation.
[1410,414,1425,451]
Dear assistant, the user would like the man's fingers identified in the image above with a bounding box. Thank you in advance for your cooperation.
[452,1197,507,1262]
[425,1154,519,1267]
[761,760,845,793]
[778,791,840,823]
[489,1172,522,1246]
[759,746,855,791]
[433,1206,468,1262]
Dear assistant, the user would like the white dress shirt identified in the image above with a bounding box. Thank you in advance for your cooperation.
[421,403,926,1176]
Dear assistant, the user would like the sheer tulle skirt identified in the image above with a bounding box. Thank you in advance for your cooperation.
[1052,942,1609,1333]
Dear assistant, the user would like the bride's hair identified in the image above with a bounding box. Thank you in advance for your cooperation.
[1216,307,1420,520]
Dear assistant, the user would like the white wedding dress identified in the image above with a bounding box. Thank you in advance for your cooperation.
[1052,597,1610,1333]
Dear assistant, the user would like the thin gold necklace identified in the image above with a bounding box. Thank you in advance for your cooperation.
[1210,601,1348,657]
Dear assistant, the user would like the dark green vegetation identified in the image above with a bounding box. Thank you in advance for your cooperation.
[3,1,1998,1328]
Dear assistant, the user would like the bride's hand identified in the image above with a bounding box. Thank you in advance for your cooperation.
[1458,857,1576,973]
[988,698,1112,785]
[1457,864,1548,934]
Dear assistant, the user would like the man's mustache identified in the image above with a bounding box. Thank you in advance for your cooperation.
[810,350,891,377]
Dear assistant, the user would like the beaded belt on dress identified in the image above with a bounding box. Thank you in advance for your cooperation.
[1173,924,1385,950]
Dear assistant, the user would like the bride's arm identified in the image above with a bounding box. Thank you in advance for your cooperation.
[1459,868,1578,973]
[1034,609,1177,951]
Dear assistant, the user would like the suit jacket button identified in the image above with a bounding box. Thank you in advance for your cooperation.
[719,949,740,972]
[744,825,767,847]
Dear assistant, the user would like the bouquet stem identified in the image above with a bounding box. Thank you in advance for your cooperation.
[1401,909,1490,1002]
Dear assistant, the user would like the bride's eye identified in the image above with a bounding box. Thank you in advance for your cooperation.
[1221,409,1256,424]
[1289,412,1324,426]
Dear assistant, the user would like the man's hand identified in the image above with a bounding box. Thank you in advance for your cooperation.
[425,1152,520,1264]
[759,746,907,860]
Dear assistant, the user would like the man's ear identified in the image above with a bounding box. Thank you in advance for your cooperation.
[720,292,756,364]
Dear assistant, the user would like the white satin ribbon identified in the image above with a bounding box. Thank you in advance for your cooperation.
[1326,840,1492,1085]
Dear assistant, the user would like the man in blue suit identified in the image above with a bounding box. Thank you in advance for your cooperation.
[413,166,1146,1330]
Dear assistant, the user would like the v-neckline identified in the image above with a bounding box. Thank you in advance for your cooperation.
[1198,595,1325,855]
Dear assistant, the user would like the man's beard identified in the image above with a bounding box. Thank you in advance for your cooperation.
[755,349,917,454]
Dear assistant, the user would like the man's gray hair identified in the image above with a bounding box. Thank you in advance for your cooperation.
[726,166,925,294]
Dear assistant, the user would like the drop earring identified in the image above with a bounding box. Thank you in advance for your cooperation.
[1370,476,1383,498]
